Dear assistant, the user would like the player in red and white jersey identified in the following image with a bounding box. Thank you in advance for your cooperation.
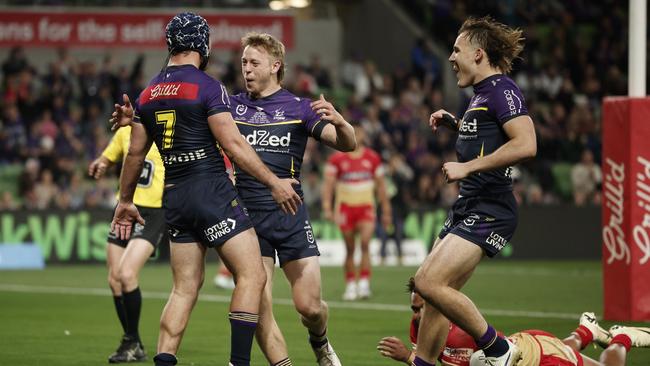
[377,280,649,366]
[322,125,391,300]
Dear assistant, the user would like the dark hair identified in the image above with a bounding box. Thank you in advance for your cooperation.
[459,16,524,74]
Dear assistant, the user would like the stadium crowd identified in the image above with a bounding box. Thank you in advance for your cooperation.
[0,1,626,213]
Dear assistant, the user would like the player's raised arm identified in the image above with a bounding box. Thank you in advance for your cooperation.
[208,111,302,215]
[312,94,356,152]
[111,121,151,240]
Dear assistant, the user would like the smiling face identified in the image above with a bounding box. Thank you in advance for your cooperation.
[241,45,281,97]
[449,32,481,88]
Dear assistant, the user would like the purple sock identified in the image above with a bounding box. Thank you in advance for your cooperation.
[476,324,509,357]
[413,356,436,366]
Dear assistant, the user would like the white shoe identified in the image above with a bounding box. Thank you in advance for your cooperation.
[214,274,235,290]
[469,338,520,366]
[313,342,342,366]
[579,312,611,348]
[358,278,371,299]
[342,282,358,301]
[610,325,650,347]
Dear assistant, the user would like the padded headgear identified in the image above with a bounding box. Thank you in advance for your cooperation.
[165,12,210,60]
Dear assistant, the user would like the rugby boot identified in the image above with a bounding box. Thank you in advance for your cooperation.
[108,335,147,363]
[579,312,611,348]
[610,325,650,347]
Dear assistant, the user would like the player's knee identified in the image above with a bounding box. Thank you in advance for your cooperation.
[118,267,138,287]
[296,299,324,321]
[237,267,267,291]
[107,272,121,293]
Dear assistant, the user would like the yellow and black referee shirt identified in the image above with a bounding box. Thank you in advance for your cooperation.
[102,126,164,208]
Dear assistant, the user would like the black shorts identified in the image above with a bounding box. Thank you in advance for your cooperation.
[249,203,319,266]
[107,205,167,249]
[164,177,253,247]
[438,192,518,257]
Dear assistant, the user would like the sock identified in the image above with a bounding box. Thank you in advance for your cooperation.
[112,295,128,334]
[229,311,259,366]
[153,353,177,366]
[610,334,632,352]
[309,328,328,349]
[359,269,371,279]
[123,287,142,342]
[271,357,292,366]
[572,325,594,349]
[412,356,436,366]
[345,271,355,282]
[477,325,509,357]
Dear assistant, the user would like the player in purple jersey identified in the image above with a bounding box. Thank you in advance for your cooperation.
[109,13,301,366]
[228,33,356,366]
[411,17,537,366]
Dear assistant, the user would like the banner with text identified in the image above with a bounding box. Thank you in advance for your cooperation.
[602,97,650,321]
[0,206,602,264]
[0,10,294,49]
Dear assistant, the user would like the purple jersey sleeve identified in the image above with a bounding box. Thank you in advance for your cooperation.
[490,79,528,125]
[301,98,328,139]
[203,78,231,117]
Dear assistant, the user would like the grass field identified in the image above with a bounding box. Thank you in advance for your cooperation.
[1,261,649,366]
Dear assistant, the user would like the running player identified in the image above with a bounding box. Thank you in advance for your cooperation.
[230,32,356,366]
[379,279,650,366]
[322,125,392,300]
[89,126,166,363]
[109,13,301,366]
[412,16,536,366]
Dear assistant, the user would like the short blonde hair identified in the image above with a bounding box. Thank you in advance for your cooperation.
[241,32,286,82]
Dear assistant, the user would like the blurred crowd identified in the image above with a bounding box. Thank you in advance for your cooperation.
[0,1,625,212]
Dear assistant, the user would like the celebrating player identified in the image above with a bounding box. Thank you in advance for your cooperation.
[110,13,301,366]
[230,32,356,366]
[379,279,650,366]
[412,16,537,366]
[322,125,392,300]
[89,126,166,363]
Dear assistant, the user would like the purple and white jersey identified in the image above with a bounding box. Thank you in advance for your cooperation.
[134,64,231,185]
[456,74,529,196]
[230,89,327,206]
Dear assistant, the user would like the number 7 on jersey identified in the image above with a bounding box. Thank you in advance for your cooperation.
[155,110,176,149]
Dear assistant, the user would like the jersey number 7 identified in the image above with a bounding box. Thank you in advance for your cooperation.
[155,110,177,149]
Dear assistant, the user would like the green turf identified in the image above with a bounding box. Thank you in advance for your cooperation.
[1,261,649,365]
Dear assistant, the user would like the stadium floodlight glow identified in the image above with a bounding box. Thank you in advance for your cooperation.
[287,0,311,8]
[269,0,289,10]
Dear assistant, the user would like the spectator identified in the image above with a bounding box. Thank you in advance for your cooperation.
[571,149,602,206]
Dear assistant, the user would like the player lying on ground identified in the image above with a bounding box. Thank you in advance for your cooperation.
[378,279,650,366]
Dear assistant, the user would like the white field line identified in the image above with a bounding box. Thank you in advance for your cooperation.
[0,283,580,320]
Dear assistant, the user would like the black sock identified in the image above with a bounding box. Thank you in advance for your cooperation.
[229,311,259,366]
[271,357,292,366]
[153,353,177,366]
[309,328,328,349]
[112,295,128,334]
[122,287,142,342]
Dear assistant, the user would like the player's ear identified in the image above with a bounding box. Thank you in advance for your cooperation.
[271,59,281,75]
[475,48,486,65]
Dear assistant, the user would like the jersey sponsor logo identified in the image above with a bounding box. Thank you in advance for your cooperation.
[162,148,208,165]
[458,117,478,140]
[503,89,522,116]
[137,159,154,187]
[204,218,237,242]
[485,231,507,250]
[441,347,473,362]
[235,104,248,115]
[140,82,199,105]
[244,130,291,147]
